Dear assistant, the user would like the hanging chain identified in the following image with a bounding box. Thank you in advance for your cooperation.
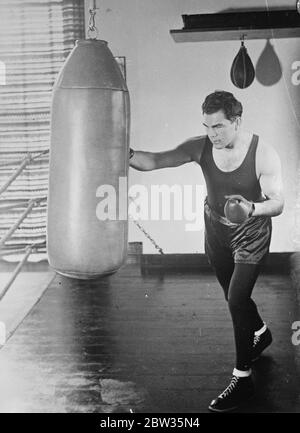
[128,196,164,255]
[88,1,99,39]
[131,219,165,255]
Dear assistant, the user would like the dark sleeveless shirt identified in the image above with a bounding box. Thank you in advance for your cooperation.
[199,134,264,216]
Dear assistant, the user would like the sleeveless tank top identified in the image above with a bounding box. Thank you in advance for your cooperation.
[200,134,264,216]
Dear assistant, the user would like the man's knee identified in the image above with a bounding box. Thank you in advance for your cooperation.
[228,294,250,314]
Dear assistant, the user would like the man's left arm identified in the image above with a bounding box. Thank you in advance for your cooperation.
[253,142,284,217]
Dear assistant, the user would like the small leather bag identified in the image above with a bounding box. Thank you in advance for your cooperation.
[230,41,255,89]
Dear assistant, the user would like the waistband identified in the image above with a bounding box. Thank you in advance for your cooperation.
[204,197,240,227]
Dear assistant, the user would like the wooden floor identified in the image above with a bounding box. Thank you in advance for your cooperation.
[0,264,299,413]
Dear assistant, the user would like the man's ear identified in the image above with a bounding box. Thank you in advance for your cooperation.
[234,116,241,130]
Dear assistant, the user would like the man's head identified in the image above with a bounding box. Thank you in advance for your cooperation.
[202,90,243,149]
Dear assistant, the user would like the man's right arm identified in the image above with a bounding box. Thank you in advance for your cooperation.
[129,139,202,171]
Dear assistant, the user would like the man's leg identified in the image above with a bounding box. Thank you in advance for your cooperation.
[207,213,273,412]
[213,257,234,299]
[212,259,264,337]
[208,262,269,412]
[227,262,264,371]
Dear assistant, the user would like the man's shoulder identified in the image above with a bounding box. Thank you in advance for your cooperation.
[180,135,207,153]
[179,135,207,162]
[255,136,281,172]
[182,135,207,146]
[256,136,277,158]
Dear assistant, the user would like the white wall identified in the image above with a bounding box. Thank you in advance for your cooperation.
[85,0,300,253]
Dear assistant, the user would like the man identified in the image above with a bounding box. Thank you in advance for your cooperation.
[129,90,284,412]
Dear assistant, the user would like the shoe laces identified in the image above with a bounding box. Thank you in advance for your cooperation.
[253,334,260,347]
[219,376,240,399]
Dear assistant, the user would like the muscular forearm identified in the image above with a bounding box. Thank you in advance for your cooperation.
[253,197,284,217]
[129,150,157,171]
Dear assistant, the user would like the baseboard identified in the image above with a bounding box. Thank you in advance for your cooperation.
[141,252,292,274]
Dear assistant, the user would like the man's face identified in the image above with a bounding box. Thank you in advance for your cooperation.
[203,110,239,149]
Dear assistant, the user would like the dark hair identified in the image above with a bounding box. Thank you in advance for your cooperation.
[202,90,243,121]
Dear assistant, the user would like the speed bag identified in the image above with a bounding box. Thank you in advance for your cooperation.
[230,41,255,89]
[47,39,130,279]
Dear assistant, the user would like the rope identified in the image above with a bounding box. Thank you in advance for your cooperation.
[0,155,30,196]
[0,196,47,247]
[0,149,49,207]
[0,148,49,302]
[0,245,33,302]
[0,243,46,258]
[0,149,49,168]
[0,240,47,300]
[0,200,36,212]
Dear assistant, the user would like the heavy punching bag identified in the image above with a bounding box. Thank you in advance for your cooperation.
[230,40,255,89]
[47,39,130,279]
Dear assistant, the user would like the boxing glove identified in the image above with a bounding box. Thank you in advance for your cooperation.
[224,195,255,224]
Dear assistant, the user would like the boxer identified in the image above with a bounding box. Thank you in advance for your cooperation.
[129,90,284,412]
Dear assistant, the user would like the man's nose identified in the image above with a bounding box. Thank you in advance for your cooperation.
[208,127,217,137]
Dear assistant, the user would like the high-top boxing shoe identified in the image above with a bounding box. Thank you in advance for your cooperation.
[208,374,254,413]
[252,327,272,362]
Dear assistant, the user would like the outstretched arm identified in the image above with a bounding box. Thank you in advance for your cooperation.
[253,141,284,217]
[129,139,201,171]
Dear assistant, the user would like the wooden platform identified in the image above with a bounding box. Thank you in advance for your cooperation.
[0,264,299,413]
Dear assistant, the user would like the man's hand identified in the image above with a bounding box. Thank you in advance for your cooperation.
[224,195,254,224]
